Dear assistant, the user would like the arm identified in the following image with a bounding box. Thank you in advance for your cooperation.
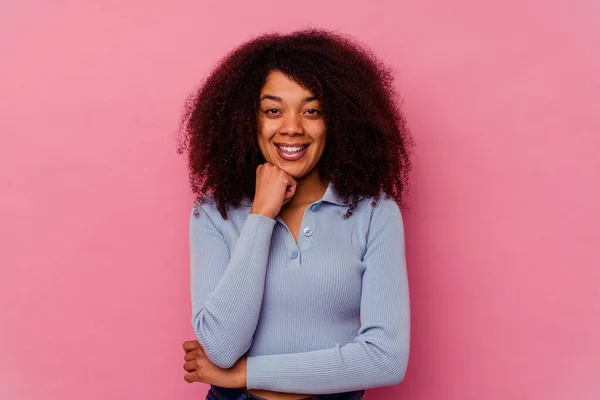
[190,201,276,369]
[245,198,410,394]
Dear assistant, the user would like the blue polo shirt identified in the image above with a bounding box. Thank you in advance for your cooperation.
[189,183,410,394]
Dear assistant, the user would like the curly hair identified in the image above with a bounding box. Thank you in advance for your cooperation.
[177,28,412,219]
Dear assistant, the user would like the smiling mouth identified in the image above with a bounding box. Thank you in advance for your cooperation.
[276,144,308,153]
[275,144,309,161]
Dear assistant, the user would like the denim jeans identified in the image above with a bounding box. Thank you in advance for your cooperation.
[206,385,365,400]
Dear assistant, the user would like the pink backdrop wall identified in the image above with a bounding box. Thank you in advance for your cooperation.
[1,1,599,399]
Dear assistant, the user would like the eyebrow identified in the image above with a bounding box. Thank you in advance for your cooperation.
[259,94,318,103]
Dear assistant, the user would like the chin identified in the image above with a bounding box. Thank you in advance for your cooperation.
[269,160,299,176]
[268,156,316,179]
[282,168,306,179]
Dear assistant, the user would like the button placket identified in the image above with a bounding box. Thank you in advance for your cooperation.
[298,205,315,252]
[276,216,301,268]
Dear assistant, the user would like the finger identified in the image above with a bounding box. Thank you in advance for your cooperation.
[183,360,197,373]
[287,180,297,195]
[183,340,200,352]
[283,181,297,203]
[184,372,199,383]
[184,351,197,362]
[184,346,206,362]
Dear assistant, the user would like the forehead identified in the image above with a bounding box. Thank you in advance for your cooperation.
[260,71,315,98]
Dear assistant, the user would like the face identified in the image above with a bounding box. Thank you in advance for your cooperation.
[257,70,326,179]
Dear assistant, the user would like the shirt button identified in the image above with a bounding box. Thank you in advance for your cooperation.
[311,204,320,212]
[303,227,313,237]
[290,250,299,259]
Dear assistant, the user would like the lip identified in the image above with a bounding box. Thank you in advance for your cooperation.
[275,143,310,147]
[275,143,309,161]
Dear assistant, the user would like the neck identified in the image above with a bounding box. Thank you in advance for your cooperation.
[284,168,328,209]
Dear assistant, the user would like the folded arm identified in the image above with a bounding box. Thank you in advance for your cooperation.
[190,202,276,369]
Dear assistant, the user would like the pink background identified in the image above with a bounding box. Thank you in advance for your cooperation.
[1,1,599,399]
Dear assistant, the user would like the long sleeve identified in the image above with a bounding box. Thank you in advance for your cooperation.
[246,198,410,393]
[190,201,276,369]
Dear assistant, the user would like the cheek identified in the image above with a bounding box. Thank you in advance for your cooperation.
[257,135,271,157]
[256,128,275,159]
[258,119,276,140]
[315,128,327,148]
[256,121,269,143]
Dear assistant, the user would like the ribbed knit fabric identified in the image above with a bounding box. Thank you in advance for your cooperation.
[189,183,410,394]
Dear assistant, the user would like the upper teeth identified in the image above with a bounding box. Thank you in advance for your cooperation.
[279,145,307,153]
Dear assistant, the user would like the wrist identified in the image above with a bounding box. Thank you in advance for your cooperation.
[249,207,276,219]
[235,357,248,388]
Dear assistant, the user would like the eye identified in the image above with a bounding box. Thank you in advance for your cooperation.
[264,108,280,115]
[304,109,322,115]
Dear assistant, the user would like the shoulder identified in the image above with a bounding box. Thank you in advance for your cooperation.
[372,193,402,216]
[190,193,222,223]
[359,192,402,218]
[340,192,402,223]
[190,193,250,225]
[365,193,404,233]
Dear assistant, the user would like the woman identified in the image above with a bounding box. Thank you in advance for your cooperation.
[178,29,412,400]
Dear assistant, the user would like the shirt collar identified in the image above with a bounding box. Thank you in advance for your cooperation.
[320,182,352,206]
[321,182,366,206]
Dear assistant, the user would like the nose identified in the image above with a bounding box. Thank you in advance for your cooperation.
[279,113,304,136]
